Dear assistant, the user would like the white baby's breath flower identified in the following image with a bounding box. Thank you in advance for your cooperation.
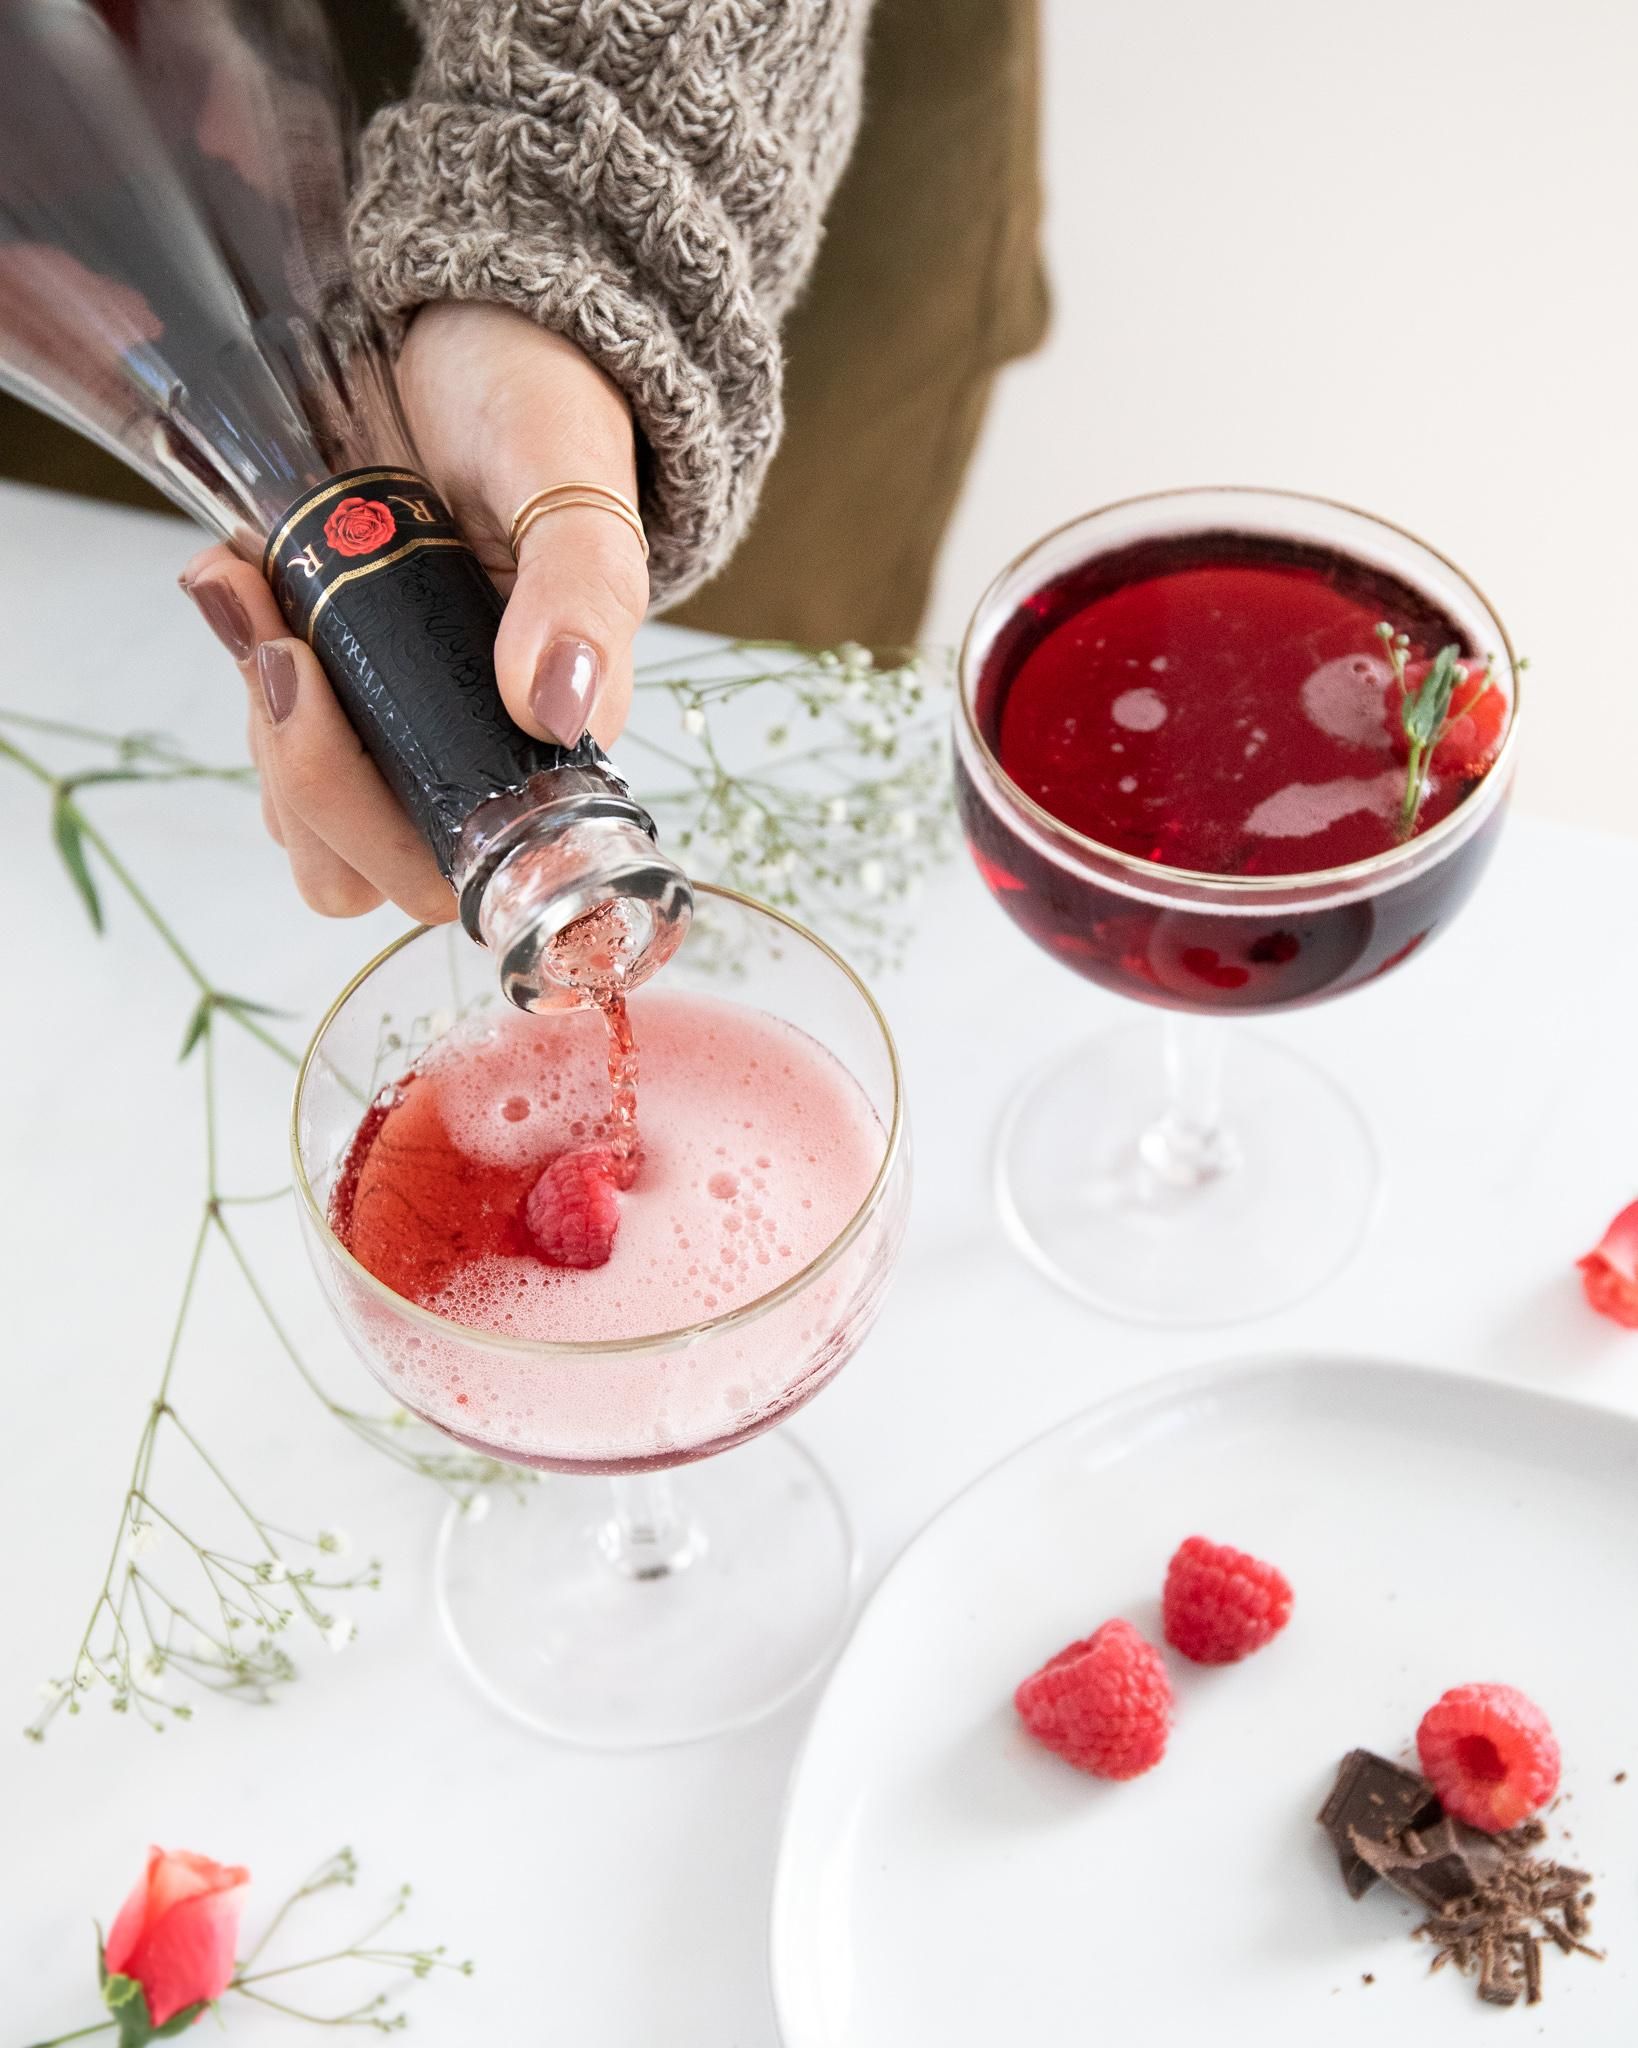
[839,641,873,673]
[427,1009,455,1041]
[38,1677,67,1704]
[143,1655,167,1693]
[462,1492,492,1525]
[892,808,919,840]
[323,1615,356,1653]
[127,1519,161,1558]
[259,1557,288,1584]
[682,706,706,737]
[858,859,886,897]
[868,719,895,745]
[318,1528,352,1558]
[824,796,849,827]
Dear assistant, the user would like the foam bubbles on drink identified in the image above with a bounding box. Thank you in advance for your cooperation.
[1300,654,1394,750]
[345,989,886,1464]
[1111,686,1168,732]
[1243,767,1407,841]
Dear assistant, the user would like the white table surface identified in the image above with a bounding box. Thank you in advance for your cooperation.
[5,482,1637,2042]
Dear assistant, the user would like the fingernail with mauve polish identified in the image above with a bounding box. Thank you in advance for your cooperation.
[188,579,255,663]
[530,636,599,746]
[258,643,298,725]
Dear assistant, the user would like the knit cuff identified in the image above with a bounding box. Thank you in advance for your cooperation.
[350,98,784,610]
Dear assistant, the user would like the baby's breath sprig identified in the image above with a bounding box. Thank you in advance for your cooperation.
[1,713,513,1741]
[630,638,955,971]
[224,1849,474,2035]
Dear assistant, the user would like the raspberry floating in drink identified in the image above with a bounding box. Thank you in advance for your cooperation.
[525,1148,622,1269]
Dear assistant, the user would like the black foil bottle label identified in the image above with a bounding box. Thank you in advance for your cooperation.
[264,466,582,878]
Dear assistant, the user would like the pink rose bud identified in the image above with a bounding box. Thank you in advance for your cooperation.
[102,1846,250,2029]
[1578,1197,1638,1329]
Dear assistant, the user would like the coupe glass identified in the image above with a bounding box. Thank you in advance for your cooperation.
[292,887,909,1747]
[954,487,1519,1325]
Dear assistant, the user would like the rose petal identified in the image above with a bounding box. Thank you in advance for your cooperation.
[104,1848,249,2026]
[103,1847,163,1977]
[1578,1197,1638,1328]
[146,1848,234,1921]
[123,1880,248,2026]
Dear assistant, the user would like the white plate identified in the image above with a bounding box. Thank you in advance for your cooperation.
[771,1357,1638,2044]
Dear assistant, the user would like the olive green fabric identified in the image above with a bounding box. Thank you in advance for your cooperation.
[672,0,1048,648]
[0,0,1044,645]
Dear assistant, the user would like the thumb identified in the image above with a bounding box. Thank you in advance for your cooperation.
[492,499,648,751]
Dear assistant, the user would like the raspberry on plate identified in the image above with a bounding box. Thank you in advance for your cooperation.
[1014,1618,1171,1780]
[1416,1683,1561,1833]
[1162,1534,1293,1665]
[525,1148,622,1269]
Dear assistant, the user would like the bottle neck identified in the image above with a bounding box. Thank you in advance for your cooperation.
[455,771,694,1013]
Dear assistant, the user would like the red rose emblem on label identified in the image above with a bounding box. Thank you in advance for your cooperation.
[323,495,396,558]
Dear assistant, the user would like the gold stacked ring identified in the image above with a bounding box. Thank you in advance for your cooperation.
[509,482,649,563]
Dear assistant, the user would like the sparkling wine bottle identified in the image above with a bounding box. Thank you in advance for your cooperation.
[0,0,692,1009]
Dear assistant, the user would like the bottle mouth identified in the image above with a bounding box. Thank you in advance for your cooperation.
[475,816,694,1012]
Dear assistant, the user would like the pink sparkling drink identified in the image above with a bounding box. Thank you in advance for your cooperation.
[326,989,891,1472]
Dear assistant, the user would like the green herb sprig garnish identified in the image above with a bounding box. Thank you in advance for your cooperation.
[1374,623,1495,838]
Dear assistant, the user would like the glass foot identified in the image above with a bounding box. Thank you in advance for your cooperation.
[995,1021,1378,1325]
[434,1431,855,1748]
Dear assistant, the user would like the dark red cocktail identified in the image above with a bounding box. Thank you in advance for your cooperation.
[958,526,1513,1013]
[953,489,1519,1323]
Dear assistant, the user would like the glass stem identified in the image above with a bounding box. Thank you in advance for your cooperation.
[1138,1014,1237,1190]
[599,1471,703,1580]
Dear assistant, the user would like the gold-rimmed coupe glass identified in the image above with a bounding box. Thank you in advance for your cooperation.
[954,487,1519,1324]
[292,887,910,1748]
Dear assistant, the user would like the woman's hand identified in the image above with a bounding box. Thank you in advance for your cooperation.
[179,302,647,921]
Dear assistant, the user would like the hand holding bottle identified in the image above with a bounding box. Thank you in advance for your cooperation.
[180,302,648,922]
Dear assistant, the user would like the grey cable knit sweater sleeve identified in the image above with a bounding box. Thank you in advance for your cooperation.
[348,0,873,607]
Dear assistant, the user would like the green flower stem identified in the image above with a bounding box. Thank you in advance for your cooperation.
[53,1211,208,1715]
[1398,734,1428,837]
[24,2020,116,2046]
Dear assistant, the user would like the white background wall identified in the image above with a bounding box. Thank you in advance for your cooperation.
[928,0,1638,837]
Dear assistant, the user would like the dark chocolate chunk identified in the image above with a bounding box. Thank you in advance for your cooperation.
[1318,1749,1442,1898]
[1350,1814,1510,1912]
